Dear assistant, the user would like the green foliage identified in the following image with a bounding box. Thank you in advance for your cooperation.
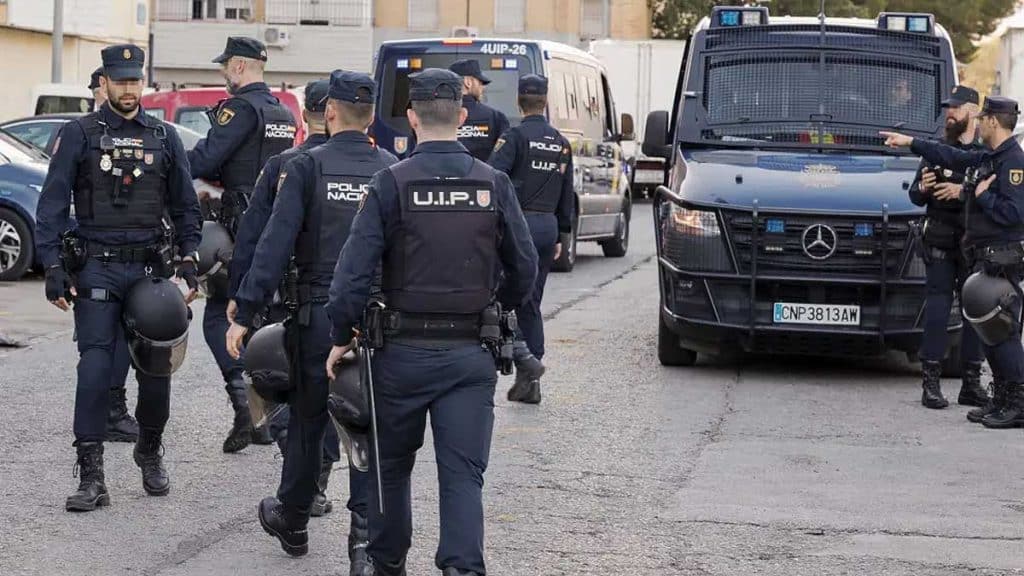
[650,0,1017,60]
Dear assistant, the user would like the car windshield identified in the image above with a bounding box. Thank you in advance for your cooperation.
[696,52,941,148]
[0,129,51,162]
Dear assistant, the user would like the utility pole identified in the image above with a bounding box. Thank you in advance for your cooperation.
[52,0,64,83]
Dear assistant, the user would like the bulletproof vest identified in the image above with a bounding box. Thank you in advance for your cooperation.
[964,154,1024,248]
[509,122,570,213]
[457,97,500,161]
[294,141,391,287]
[383,158,500,314]
[217,90,297,197]
[922,142,974,227]
[73,113,168,230]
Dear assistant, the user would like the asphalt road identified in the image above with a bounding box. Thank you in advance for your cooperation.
[1,210,1022,576]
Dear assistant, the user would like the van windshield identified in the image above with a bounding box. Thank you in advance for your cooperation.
[693,51,942,148]
[379,53,534,133]
[35,95,94,115]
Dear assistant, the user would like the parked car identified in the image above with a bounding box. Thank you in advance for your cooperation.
[0,129,49,281]
[1,113,203,155]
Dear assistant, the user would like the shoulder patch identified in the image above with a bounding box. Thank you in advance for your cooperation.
[358,191,368,213]
[52,135,61,154]
[277,171,288,191]
[1010,169,1023,186]
[217,108,236,126]
[493,138,506,153]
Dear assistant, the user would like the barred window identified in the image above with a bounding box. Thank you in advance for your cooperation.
[408,0,438,31]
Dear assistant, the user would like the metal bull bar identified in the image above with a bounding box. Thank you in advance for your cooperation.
[653,184,899,350]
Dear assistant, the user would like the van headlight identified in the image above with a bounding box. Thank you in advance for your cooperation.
[661,204,732,272]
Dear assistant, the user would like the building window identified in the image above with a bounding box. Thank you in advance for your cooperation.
[223,0,252,20]
[494,0,524,33]
[266,1,369,26]
[137,1,148,25]
[408,0,438,31]
[580,0,604,39]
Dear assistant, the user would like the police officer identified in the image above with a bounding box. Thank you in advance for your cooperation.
[89,67,106,109]
[488,74,574,404]
[189,36,297,453]
[908,85,989,410]
[35,44,202,511]
[226,70,396,567]
[325,68,538,576]
[449,59,510,162]
[883,95,1024,429]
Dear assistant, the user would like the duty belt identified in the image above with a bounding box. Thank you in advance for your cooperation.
[966,241,1024,267]
[383,311,481,340]
[86,244,158,263]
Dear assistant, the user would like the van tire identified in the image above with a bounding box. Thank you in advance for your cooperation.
[601,210,630,258]
[659,313,697,367]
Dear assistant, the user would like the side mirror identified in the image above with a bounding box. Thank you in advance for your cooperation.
[620,113,635,141]
[642,110,671,159]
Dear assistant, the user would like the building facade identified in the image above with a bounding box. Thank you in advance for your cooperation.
[0,0,151,120]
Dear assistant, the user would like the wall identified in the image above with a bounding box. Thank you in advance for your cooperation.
[6,0,149,44]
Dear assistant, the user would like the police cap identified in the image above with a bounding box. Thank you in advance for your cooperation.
[449,59,491,85]
[101,44,145,81]
[88,67,103,90]
[328,69,375,104]
[980,95,1021,116]
[304,79,329,112]
[942,85,979,108]
[408,68,462,102]
[519,74,548,96]
[212,36,268,64]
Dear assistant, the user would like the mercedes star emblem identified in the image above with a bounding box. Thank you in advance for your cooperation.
[802,224,838,260]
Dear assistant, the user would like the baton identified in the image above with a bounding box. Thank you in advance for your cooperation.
[360,335,385,516]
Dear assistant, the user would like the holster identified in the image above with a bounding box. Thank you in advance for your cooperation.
[921,216,960,252]
[59,231,87,274]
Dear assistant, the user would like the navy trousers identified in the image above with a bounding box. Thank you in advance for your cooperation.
[516,213,559,361]
[202,296,245,385]
[919,252,984,365]
[73,260,171,442]
[277,306,367,526]
[367,342,497,575]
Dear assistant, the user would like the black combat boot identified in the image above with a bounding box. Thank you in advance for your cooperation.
[223,380,253,453]
[252,424,274,445]
[133,428,170,496]
[310,460,334,517]
[441,568,481,576]
[349,512,373,576]
[920,361,948,409]
[106,386,139,443]
[369,557,407,576]
[981,384,1024,429]
[66,442,110,512]
[258,496,308,557]
[508,353,544,403]
[958,361,991,407]
[968,380,1006,423]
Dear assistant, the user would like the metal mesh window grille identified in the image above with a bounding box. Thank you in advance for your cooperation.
[704,25,942,59]
[266,0,369,26]
[704,53,939,134]
[408,0,438,30]
[580,0,604,38]
[494,0,525,33]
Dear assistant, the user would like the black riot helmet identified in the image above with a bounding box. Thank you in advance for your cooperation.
[962,271,1020,346]
[328,348,370,472]
[197,220,233,278]
[123,277,190,376]
[243,322,292,402]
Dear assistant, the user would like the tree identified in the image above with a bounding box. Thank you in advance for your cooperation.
[650,0,1017,61]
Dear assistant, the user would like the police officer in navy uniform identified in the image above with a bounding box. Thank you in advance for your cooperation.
[884,95,1024,429]
[325,68,537,576]
[189,36,297,453]
[35,44,202,511]
[488,74,574,404]
[449,59,510,162]
[226,70,397,567]
[908,85,989,410]
[89,67,106,109]
[228,79,340,517]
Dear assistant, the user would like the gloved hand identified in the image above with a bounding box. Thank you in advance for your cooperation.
[176,259,199,291]
[45,265,75,311]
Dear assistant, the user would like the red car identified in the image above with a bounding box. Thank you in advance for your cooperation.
[141,86,306,145]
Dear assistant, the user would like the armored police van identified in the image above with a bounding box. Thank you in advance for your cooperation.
[372,38,634,271]
[643,7,958,367]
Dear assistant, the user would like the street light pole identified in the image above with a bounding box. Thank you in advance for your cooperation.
[52,0,64,83]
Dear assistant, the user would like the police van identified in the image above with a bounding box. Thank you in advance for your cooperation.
[643,7,959,368]
[372,38,634,271]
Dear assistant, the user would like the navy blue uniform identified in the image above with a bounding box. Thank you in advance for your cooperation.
[35,103,201,442]
[327,139,537,575]
[188,82,296,404]
[235,131,398,527]
[457,95,510,162]
[908,140,985,367]
[912,136,1024,384]
[488,114,574,362]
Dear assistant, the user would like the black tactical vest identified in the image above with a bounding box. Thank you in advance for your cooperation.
[383,159,500,314]
[294,142,392,287]
[457,97,500,161]
[216,90,297,197]
[510,124,570,213]
[73,113,168,230]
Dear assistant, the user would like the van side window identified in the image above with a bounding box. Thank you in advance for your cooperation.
[600,72,616,137]
[577,64,604,141]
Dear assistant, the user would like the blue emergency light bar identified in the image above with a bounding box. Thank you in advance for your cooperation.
[877,13,934,34]
[711,6,768,28]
